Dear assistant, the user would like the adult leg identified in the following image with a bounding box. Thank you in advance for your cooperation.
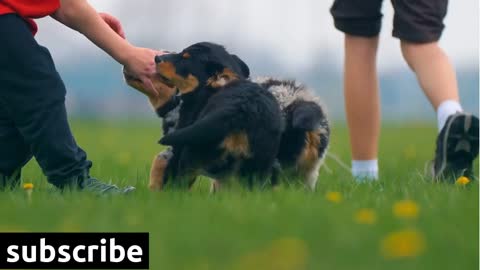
[400,42,479,180]
[344,35,381,179]
[393,0,461,131]
[392,0,479,180]
[400,42,462,129]
[331,0,384,180]
[400,42,459,109]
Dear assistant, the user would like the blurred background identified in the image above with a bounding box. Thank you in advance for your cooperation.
[35,0,479,121]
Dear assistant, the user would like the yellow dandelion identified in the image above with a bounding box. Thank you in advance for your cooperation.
[23,183,34,190]
[325,191,342,203]
[354,208,377,225]
[380,229,426,259]
[455,176,470,186]
[393,200,419,220]
[23,183,34,202]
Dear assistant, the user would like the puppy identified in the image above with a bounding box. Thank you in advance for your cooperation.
[151,78,330,191]
[154,42,284,189]
[254,78,330,189]
[124,46,329,191]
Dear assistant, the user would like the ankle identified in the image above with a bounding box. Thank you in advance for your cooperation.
[352,159,379,181]
[437,100,463,132]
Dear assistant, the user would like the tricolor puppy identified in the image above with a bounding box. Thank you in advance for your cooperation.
[151,78,331,191]
[154,42,284,189]
[255,78,330,189]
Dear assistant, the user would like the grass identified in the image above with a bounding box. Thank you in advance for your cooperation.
[0,119,478,270]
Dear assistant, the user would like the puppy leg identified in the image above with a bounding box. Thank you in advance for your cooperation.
[297,131,325,190]
[149,155,168,191]
[304,159,323,190]
[149,150,173,191]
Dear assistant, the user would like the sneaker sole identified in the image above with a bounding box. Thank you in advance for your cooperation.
[435,113,479,179]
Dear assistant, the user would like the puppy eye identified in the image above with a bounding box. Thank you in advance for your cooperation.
[182,52,191,59]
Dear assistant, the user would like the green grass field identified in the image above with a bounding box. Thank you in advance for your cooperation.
[0,120,478,270]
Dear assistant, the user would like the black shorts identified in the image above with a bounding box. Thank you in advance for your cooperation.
[330,0,448,43]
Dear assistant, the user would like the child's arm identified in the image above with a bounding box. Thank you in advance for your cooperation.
[51,0,160,97]
[98,12,126,39]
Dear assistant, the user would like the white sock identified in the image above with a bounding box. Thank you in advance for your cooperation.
[352,160,378,181]
[437,100,463,132]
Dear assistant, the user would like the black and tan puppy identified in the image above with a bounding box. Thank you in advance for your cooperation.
[154,42,283,189]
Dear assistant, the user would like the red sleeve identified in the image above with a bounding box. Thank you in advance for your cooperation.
[0,0,61,35]
[1,0,60,18]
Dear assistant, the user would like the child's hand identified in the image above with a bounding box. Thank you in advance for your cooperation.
[99,12,125,39]
[52,0,169,97]
[98,12,166,96]
[123,47,168,97]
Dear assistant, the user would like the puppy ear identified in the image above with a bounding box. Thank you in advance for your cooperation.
[159,110,232,146]
[231,54,250,78]
[291,101,325,130]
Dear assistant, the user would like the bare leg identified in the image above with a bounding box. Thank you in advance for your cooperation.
[400,41,478,181]
[344,35,381,160]
[400,41,459,109]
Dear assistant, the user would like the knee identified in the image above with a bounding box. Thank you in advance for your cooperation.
[346,34,379,54]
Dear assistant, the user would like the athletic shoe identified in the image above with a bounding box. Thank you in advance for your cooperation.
[79,177,135,195]
[432,113,479,182]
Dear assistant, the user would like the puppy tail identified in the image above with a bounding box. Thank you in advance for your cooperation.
[291,101,326,131]
[160,110,232,146]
